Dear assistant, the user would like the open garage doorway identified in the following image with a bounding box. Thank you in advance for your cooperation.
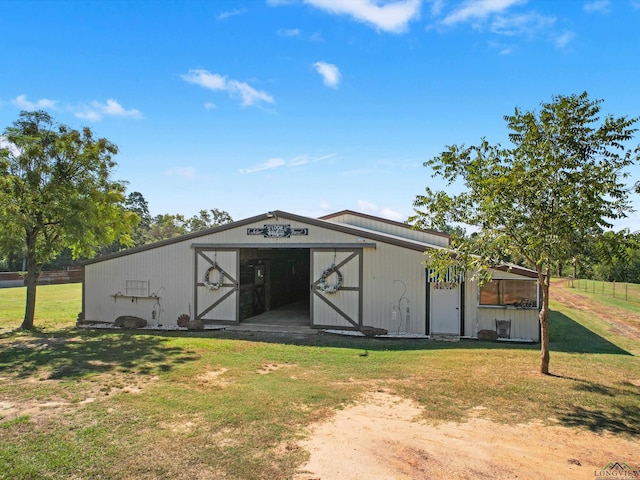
[238,248,310,326]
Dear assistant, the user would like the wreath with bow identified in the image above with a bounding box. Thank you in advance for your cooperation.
[317,264,343,294]
[204,264,224,290]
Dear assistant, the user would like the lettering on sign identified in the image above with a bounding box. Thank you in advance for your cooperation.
[247,225,309,238]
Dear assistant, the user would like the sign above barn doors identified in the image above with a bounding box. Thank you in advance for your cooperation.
[194,248,239,324]
[247,224,309,238]
[311,248,363,329]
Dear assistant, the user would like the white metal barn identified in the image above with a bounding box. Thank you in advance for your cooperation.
[82,210,541,341]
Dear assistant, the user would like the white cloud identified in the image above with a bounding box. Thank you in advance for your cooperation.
[303,0,422,34]
[289,153,337,166]
[277,27,301,37]
[584,0,610,13]
[266,0,295,5]
[380,208,404,221]
[182,70,227,90]
[442,0,525,25]
[357,200,379,213]
[313,62,341,88]
[240,153,336,174]
[0,135,21,156]
[182,69,274,107]
[428,0,444,16]
[217,7,247,20]
[74,99,142,121]
[103,99,141,117]
[229,80,275,106]
[356,200,404,221]
[309,32,325,42]
[12,94,58,110]
[555,31,576,48]
[289,155,310,167]
[164,167,199,178]
[437,0,563,47]
[204,102,216,110]
[489,12,555,37]
[239,158,286,174]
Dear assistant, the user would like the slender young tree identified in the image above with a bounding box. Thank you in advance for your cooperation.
[411,92,639,374]
[0,111,137,329]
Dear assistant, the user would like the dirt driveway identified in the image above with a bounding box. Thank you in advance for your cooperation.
[294,282,640,480]
[294,390,638,480]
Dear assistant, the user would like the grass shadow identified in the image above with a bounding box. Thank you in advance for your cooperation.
[134,327,539,353]
[552,376,640,435]
[548,309,630,355]
[0,328,199,380]
[559,404,640,435]
[548,373,640,435]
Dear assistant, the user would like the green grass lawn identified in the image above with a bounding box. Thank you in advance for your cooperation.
[0,283,639,479]
[0,283,82,331]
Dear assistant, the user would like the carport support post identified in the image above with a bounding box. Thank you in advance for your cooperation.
[265,260,271,311]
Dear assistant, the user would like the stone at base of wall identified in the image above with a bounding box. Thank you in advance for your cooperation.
[477,329,498,340]
[114,316,147,329]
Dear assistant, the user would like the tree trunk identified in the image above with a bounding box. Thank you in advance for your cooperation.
[538,266,551,375]
[20,232,38,330]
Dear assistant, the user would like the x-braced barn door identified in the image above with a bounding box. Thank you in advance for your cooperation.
[311,248,362,329]
[194,248,239,324]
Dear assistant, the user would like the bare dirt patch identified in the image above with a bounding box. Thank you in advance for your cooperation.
[256,362,298,375]
[295,391,639,480]
[195,367,230,388]
[0,373,157,424]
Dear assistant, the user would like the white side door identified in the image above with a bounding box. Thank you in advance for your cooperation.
[430,283,460,335]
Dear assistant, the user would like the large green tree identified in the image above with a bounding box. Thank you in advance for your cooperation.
[0,111,137,329]
[185,208,233,232]
[411,92,639,374]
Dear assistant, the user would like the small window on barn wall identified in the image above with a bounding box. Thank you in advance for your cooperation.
[479,280,538,308]
[125,280,150,297]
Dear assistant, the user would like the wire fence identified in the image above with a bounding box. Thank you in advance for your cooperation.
[570,278,640,304]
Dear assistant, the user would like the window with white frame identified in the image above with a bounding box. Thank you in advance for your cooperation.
[479,279,538,308]
[125,280,149,297]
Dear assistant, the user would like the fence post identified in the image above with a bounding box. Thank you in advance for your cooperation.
[613,281,616,298]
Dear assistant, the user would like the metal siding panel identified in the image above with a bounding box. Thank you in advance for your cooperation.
[197,219,367,246]
[476,308,540,341]
[464,279,539,340]
[84,241,194,326]
[361,243,426,334]
[84,217,433,331]
[326,214,449,247]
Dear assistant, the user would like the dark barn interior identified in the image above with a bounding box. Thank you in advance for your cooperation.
[238,248,310,323]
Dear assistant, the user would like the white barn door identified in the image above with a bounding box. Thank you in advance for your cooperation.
[430,283,460,335]
[194,248,239,324]
[311,248,362,329]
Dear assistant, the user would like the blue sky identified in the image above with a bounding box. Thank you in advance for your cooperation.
[2,0,640,230]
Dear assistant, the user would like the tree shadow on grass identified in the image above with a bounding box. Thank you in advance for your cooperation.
[551,374,640,435]
[0,328,200,380]
[548,309,631,355]
[559,404,640,435]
